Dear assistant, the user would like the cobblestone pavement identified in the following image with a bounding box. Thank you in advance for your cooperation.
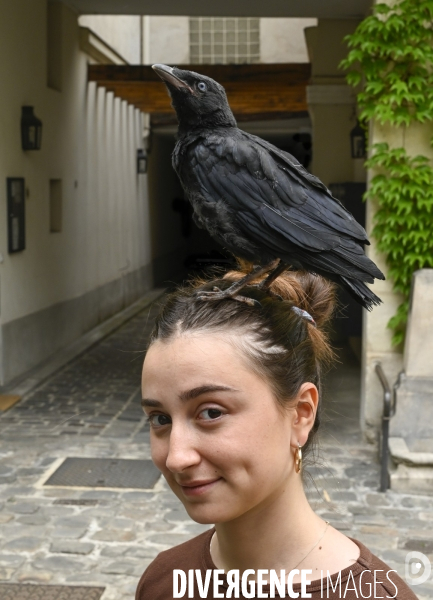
[0,297,432,599]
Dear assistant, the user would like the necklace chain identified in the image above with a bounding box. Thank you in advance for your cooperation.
[291,520,330,571]
[210,520,330,573]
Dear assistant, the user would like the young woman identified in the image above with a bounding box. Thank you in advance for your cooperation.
[136,267,418,599]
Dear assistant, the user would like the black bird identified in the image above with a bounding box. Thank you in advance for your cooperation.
[152,64,385,309]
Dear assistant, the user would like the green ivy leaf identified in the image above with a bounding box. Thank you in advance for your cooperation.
[365,143,433,345]
[339,0,433,346]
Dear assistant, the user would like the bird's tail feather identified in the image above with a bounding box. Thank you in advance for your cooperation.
[341,276,382,311]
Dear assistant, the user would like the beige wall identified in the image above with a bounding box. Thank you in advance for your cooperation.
[79,14,142,63]
[260,18,317,63]
[0,2,152,384]
[305,20,362,186]
[144,16,190,64]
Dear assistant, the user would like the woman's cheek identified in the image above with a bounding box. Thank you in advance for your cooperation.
[150,440,169,472]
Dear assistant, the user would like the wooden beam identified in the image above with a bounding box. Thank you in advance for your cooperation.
[88,63,311,83]
[88,64,310,117]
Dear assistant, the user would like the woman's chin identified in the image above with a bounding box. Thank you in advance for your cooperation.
[182,503,235,525]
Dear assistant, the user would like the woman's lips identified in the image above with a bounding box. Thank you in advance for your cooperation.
[178,478,222,496]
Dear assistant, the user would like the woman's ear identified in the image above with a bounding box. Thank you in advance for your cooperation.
[290,382,319,448]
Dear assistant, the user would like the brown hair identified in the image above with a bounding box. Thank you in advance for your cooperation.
[147,262,336,461]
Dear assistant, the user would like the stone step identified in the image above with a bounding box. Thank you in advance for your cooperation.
[389,437,433,495]
[389,437,433,466]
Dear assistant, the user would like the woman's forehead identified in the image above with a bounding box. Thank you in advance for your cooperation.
[142,333,257,390]
[145,333,237,366]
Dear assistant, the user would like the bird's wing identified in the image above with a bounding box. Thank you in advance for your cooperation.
[202,132,369,244]
[189,134,383,281]
[234,209,374,280]
[247,132,368,234]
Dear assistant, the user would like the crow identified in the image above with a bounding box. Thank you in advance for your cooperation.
[152,63,385,309]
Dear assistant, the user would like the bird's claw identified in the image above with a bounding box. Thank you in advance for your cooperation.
[195,287,262,307]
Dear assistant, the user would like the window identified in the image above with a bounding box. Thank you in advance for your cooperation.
[49,179,62,233]
[189,17,260,64]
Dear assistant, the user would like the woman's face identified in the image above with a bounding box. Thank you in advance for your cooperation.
[141,333,300,525]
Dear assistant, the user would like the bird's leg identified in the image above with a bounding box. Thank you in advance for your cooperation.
[258,260,288,289]
[195,259,279,306]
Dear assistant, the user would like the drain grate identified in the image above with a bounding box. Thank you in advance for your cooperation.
[44,457,160,489]
[0,584,105,600]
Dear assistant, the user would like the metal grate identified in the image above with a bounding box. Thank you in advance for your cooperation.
[44,457,160,489]
[0,585,105,600]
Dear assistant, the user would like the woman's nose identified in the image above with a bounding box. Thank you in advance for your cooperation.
[165,422,201,473]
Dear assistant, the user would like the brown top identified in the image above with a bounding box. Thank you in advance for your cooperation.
[135,528,419,599]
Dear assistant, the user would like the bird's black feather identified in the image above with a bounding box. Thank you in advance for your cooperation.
[153,64,385,309]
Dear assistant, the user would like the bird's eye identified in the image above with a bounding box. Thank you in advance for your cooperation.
[197,82,207,92]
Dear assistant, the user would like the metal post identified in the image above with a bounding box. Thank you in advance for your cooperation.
[374,362,393,492]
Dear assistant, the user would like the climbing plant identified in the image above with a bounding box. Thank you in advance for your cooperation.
[340,0,433,346]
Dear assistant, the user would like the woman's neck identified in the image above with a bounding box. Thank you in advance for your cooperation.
[211,475,327,575]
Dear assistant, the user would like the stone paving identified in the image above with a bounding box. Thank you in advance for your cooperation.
[0,296,432,599]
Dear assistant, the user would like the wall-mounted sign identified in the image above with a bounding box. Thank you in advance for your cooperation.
[7,178,25,253]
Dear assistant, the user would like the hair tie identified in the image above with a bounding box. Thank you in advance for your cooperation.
[291,305,316,327]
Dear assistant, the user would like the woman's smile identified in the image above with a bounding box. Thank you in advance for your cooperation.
[178,477,223,497]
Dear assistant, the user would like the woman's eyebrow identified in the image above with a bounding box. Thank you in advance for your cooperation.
[141,399,162,407]
[179,384,239,401]
[141,384,239,408]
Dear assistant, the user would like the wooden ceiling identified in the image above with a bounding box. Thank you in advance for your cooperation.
[87,63,311,121]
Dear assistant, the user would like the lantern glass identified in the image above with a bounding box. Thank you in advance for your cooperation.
[137,149,147,174]
[350,121,366,159]
[21,106,42,151]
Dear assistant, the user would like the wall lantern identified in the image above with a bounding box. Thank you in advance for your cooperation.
[350,120,366,159]
[137,148,147,174]
[21,106,42,151]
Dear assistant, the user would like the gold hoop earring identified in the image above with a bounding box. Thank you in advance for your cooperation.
[294,442,302,474]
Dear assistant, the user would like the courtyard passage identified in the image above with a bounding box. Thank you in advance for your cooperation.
[0,295,432,600]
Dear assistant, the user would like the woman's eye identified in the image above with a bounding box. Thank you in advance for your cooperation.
[197,82,207,92]
[199,408,223,421]
[147,413,171,428]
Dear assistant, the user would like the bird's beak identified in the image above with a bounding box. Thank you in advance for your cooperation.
[152,64,195,95]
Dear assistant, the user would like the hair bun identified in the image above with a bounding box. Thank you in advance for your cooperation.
[222,261,336,329]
